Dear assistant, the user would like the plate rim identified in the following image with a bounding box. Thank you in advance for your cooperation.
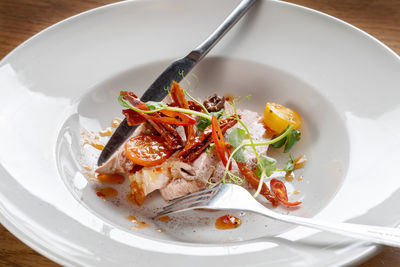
[0,0,398,266]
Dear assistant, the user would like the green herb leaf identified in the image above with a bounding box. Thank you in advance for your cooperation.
[284,129,301,153]
[228,128,247,163]
[145,101,164,111]
[196,109,224,131]
[270,127,289,148]
[282,155,295,172]
[271,136,287,148]
[255,155,277,177]
[196,117,211,131]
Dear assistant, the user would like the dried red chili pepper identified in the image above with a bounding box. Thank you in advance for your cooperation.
[178,117,238,163]
[211,115,232,170]
[170,81,195,140]
[123,109,146,126]
[236,162,278,206]
[270,179,301,206]
[122,92,183,149]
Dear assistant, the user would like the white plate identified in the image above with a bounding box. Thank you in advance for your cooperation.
[1,0,399,266]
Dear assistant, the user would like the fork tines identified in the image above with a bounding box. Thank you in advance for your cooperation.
[154,186,220,218]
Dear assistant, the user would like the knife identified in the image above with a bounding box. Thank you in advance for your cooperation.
[98,0,257,166]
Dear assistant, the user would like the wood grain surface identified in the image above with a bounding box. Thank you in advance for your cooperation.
[0,0,399,266]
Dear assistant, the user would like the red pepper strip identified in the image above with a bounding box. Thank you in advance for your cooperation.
[270,179,302,206]
[123,109,146,126]
[122,91,194,126]
[236,162,279,206]
[178,117,238,163]
[170,81,195,140]
[211,115,232,170]
[122,92,183,149]
[158,109,196,126]
[188,101,203,112]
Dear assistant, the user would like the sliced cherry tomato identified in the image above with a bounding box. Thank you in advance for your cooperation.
[270,178,302,206]
[211,115,232,170]
[125,135,172,167]
[263,102,301,134]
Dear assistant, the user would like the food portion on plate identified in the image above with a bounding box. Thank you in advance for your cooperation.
[95,81,304,209]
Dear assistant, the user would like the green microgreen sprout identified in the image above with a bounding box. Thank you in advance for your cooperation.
[211,95,301,198]
[119,84,302,199]
[118,92,212,121]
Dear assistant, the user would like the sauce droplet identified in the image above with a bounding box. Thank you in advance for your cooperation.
[158,216,170,222]
[96,187,118,198]
[298,175,303,181]
[294,155,307,170]
[82,164,92,172]
[84,139,104,150]
[97,173,125,184]
[285,171,295,181]
[111,117,122,128]
[99,127,114,137]
[128,180,146,206]
[263,124,275,139]
[215,214,242,230]
[224,93,235,103]
[126,215,150,229]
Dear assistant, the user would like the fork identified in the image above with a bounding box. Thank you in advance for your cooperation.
[155,184,400,247]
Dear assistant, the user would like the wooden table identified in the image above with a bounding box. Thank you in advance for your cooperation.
[0,0,399,266]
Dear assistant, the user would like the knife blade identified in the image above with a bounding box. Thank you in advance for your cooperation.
[97,0,256,166]
[97,55,198,165]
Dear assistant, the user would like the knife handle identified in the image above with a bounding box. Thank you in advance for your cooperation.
[188,0,257,62]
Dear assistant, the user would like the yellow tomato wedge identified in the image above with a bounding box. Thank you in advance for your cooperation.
[263,102,301,133]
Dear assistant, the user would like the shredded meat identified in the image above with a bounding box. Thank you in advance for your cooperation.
[170,161,196,181]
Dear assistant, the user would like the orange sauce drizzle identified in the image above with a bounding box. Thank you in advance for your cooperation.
[82,164,92,172]
[126,215,150,229]
[294,155,307,170]
[111,117,122,128]
[154,166,163,172]
[128,180,146,206]
[158,216,170,222]
[84,139,104,150]
[99,127,113,137]
[215,214,242,230]
[263,124,275,139]
[97,173,125,184]
[224,93,235,103]
[96,187,118,198]
[285,171,295,181]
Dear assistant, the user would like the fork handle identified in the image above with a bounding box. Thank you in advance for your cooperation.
[255,209,400,247]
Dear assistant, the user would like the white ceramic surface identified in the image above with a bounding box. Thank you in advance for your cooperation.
[0,0,399,266]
